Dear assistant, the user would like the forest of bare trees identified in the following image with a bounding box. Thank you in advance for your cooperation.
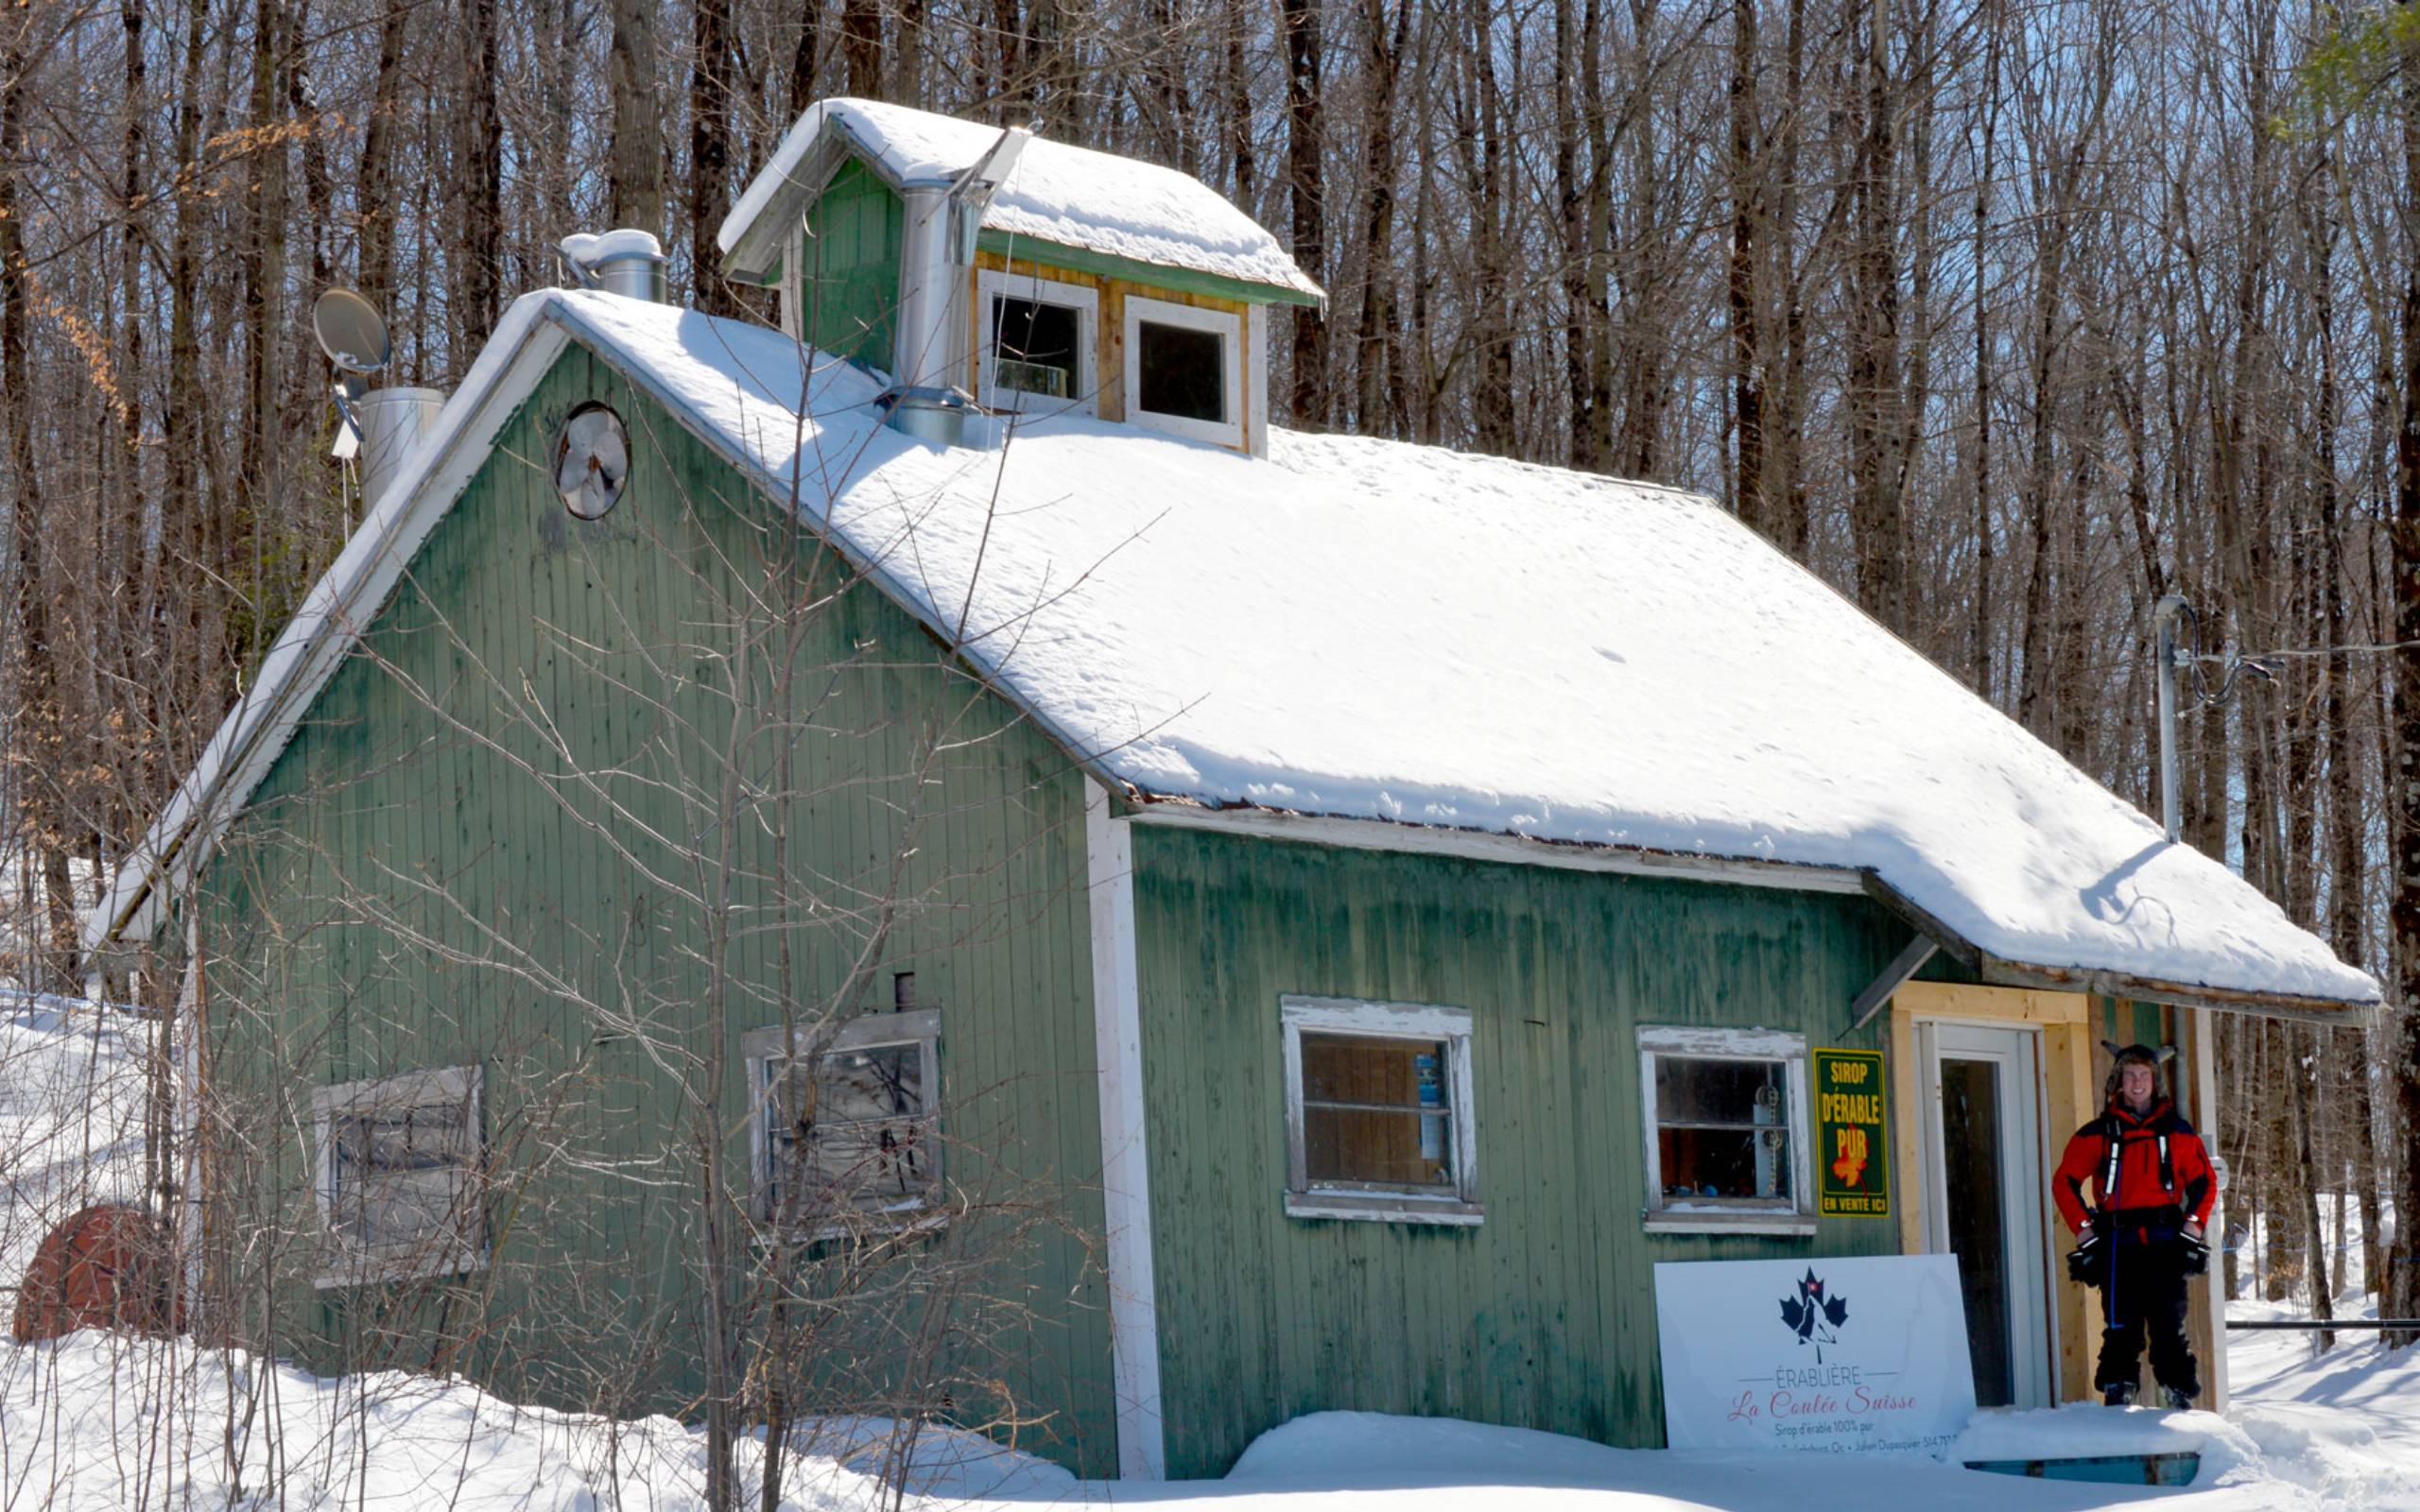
[1,0,2414,1331]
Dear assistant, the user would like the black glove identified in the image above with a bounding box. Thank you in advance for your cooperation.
[2066,1228,2105,1286]
[2179,1231,2210,1278]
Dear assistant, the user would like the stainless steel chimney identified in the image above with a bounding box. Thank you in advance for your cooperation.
[882,126,1033,448]
[559,230,668,302]
[355,387,445,508]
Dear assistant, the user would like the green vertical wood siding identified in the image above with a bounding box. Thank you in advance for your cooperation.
[191,346,1115,1473]
[801,157,903,371]
[1129,826,1914,1477]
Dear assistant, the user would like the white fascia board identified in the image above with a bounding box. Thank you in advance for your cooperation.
[1084,779,1165,1479]
[1121,801,1870,896]
[85,303,577,951]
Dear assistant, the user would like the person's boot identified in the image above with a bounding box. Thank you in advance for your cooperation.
[2102,1381,2138,1407]
[2162,1386,2195,1411]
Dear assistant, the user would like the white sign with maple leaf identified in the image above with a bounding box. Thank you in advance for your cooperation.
[1653,1255,1978,1455]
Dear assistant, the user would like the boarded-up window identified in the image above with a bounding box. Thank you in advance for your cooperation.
[744,1009,942,1233]
[312,1065,484,1285]
[1281,996,1481,1226]
[1300,1033,1453,1189]
[765,1040,936,1218]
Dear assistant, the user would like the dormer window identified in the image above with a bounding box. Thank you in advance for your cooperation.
[977,268,1098,416]
[1124,296,1243,448]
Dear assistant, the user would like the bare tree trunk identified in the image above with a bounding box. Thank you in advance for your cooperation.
[1724,0,1762,521]
[1281,0,1325,428]
[690,0,736,315]
[2384,45,2420,1343]
[457,0,503,352]
[609,0,665,235]
[1354,0,1408,438]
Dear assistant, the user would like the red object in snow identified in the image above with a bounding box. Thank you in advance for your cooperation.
[10,1204,183,1344]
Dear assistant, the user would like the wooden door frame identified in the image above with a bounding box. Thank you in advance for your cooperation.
[1889,982,2099,1405]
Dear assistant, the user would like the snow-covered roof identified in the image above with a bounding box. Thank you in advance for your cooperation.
[88,290,2379,1018]
[717,98,1323,303]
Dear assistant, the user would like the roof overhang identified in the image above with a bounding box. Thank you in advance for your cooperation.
[1124,797,2380,1026]
[1857,871,2373,1026]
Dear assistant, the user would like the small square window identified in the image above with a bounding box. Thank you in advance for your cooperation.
[1122,295,1244,448]
[976,269,1098,416]
[311,1065,485,1287]
[1638,1027,1816,1235]
[1281,996,1480,1226]
[744,1009,942,1237]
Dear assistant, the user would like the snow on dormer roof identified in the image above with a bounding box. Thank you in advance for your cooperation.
[717,98,1323,303]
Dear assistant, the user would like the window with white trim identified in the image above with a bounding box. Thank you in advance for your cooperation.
[977,268,1098,415]
[1281,995,1480,1226]
[1123,295,1243,447]
[743,1009,941,1235]
[1638,1026,1816,1234]
[311,1065,485,1287]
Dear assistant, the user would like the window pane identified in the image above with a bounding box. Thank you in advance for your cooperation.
[1305,1107,1452,1188]
[1657,1125,1792,1201]
[1653,1055,1786,1126]
[1301,1033,1445,1109]
[1136,320,1225,422]
[768,1042,937,1217]
[990,295,1080,400]
[1299,1032,1452,1190]
[333,1108,472,1249]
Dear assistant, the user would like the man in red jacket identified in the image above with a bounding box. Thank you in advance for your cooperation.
[2051,1041,2216,1409]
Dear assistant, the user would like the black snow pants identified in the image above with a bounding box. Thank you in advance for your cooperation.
[2095,1239,2198,1396]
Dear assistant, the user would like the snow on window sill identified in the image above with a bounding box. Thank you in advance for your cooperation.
[1641,1207,1818,1237]
[1285,1190,1484,1228]
[313,1242,487,1291]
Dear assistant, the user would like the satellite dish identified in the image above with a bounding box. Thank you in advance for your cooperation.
[313,288,391,377]
[314,288,391,463]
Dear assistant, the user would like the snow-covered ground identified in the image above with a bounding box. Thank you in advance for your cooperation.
[3,999,2417,1509]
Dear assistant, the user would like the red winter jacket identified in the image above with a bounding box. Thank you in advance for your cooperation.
[2052,1095,2215,1241]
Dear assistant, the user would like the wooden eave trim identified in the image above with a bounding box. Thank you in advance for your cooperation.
[1121,799,1870,894]
[973,229,1323,308]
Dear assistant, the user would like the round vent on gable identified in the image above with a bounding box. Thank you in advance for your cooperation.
[552,403,631,520]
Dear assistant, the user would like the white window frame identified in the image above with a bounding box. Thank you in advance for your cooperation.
[1280,994,1481,1227]
[1637,1025,1817,1236]
[742,1009,943,1241]
[311,1064,486,1289]
[1123,294,1244,448]
[975,268,1098,417]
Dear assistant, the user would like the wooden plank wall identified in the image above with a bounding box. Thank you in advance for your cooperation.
[193,348,1120,1473]
[800,157,904,370]
[1127,824,1913,1477]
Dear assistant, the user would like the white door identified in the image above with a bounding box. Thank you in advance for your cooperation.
[1919,1022,2051,1408]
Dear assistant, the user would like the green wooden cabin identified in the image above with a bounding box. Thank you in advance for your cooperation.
[88,100,2377,1482]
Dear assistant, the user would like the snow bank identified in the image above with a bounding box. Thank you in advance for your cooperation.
[720,98,1324,299]
[0,1332,1073,1511]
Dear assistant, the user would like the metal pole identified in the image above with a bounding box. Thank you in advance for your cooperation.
[2155,593,2187,843]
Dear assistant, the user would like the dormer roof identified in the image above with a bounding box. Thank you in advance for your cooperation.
[717,98,1324,305]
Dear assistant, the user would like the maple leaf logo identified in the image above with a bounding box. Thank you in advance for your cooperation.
[1831,1144,1868,1187]
[1777,1268,1851,1361]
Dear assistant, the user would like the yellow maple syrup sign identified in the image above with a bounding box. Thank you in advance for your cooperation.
[1814,1049,1890,1218]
